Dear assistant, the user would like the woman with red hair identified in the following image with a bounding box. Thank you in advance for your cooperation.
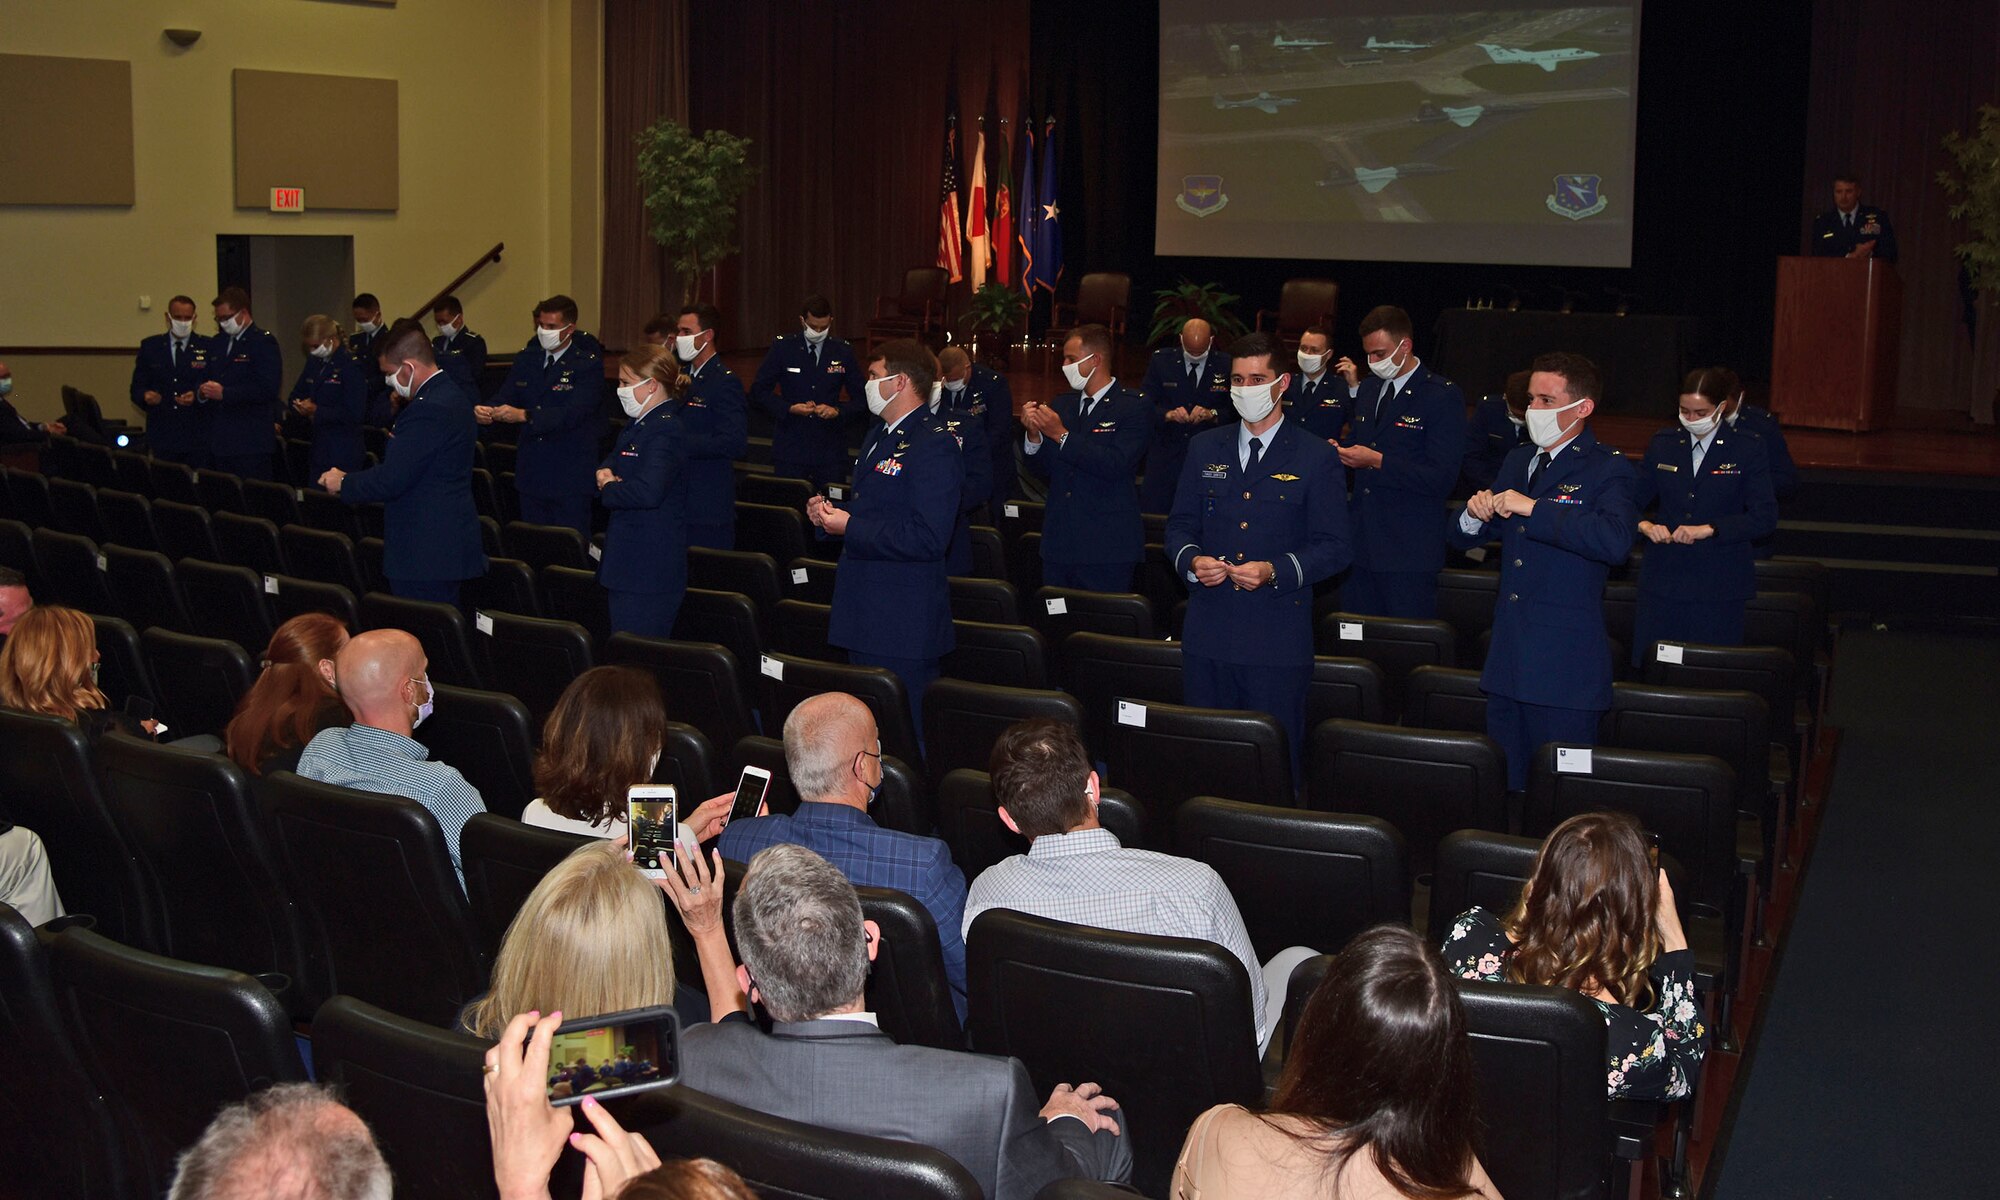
[223,612,351,775]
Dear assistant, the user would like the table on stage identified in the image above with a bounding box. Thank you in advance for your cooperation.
[1430,308,1703,416]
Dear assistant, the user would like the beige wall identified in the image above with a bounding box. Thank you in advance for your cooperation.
[0,0,602,424]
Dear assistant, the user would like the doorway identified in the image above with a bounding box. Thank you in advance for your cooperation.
[216,234,356,379]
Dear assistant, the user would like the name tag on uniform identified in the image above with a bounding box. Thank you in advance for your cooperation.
[787,366,802,374]
[1200,463,1229,479]
[1656,463,1679,472]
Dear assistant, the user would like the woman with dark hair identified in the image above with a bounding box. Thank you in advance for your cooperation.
[1174,924,1499,1199]
[1629,365,1778,666]
[223,612,350,775]
[1441,811,1708,1101]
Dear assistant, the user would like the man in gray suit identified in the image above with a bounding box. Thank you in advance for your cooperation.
[670,844,1133,1199]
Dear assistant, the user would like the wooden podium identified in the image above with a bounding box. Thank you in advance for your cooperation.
[1770,256,1902,432]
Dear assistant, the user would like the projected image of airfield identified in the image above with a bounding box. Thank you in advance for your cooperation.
[1157,8,1637,262]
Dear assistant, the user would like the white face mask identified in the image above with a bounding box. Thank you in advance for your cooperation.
[385,366,413,400]
[310,342,335,360]
[219,314,245,336]
[356,319,379,335]
[944,377,966,394]
[536,325,568,352]
[1507,413,1526,429]
[437,319,459,338]
[1525,397,1586,448]
[674,332,701,362]
[617,379,654,419]
[1679,412,1720,439]
[802,324,829,344]
[1231,380,1280,424]
[1182,343,1208,362]
[169,318,193,339]
[1367,340,1407,380]
[863,375,900,417]
[1062,352,1096,391]
[1296,351,1326,376]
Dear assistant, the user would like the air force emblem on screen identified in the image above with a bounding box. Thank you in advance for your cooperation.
[1547,174,1608,221]
[1177,175,1228,217]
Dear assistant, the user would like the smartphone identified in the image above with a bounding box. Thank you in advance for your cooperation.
[627,785,678,879]
[1644,830,1662,868]
[544,1005,681,1108]
[729,765,772,826]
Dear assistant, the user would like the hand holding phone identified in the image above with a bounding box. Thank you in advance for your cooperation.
[626,785,678,879]
[729,766,772,825]
[543,1006,682,1108]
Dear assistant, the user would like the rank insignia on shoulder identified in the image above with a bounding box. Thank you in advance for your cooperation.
[1200,463,1230,479]
[1272,473,1301,481]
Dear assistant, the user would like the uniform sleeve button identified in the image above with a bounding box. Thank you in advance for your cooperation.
[1513,559,1523,567]
[1509,593,1520,602]
[1239,521,1248,529]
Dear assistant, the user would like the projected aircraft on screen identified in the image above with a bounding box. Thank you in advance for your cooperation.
[1157,6,1638,267]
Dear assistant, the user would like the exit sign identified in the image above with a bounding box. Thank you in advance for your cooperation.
[270,187,306,213]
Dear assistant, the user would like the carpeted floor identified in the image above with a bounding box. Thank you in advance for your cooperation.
[1709,629,2000,1198]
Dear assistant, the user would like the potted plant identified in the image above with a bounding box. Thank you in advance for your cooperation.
[635,118,758,306]
[959,283,1030,368]
[1147,278,1248,346]
[1938,103,2000,424]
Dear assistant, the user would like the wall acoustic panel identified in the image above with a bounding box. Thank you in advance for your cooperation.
[232,69,398,211]
[0,54,136,206]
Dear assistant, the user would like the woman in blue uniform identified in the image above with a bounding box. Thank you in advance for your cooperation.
[1631,367,1778,666]
[289,315,367,486]
[596,345,691,638]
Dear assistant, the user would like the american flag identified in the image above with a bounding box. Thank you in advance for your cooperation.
[937,109,964,283]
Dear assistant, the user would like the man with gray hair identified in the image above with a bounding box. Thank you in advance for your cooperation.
[168,1083,391,1200]
[718,691,967,1018]
[670,845,1131,1199]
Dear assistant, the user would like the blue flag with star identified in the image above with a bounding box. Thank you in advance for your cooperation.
[1026,117,1062,294]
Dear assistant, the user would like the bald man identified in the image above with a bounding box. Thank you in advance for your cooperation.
[296,629,485,884]
[718,692,970,1020]
[1139,319,1232,513]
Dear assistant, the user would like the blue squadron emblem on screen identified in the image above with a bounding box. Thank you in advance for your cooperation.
[1547,174,1608,220]
[1177,175,1229,217]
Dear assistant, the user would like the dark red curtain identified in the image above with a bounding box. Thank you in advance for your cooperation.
[601,0,690,350]
[1804,0,2000,416]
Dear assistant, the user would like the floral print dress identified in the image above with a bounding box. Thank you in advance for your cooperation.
[1441,906,1710,1101]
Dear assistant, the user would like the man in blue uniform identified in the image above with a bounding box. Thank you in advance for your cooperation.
[1169,332,1352,778]
[937,346,1018,519]
[810,339,961,731]
[597,348,692,638]
[925,364,991,578]
[674,303,750,550]
[129,294,211,467]
[198,286,283,480]
[1459,370,1530,497]
[1721,387,1797,559]
[350,293,395,427]
[481,294,603,538]
[1289,326,1347,443]
[1449,352,1636,791]
[1809,174,1897,264]
[1329,305,1467,618]
[431,294,488,405]
[0,363,67,444]
[1024,324,1152,593]
[1138,318,1231,514]
[320,321,486,605]
[751,293,864,491]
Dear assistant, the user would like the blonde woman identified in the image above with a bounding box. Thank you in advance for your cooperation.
[0,605,154,741]
[288,313,367,484]
[597,344,692,637]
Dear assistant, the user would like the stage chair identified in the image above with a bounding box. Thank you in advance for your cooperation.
[866,266,950,348]
[1254,278,1338,348]
[1045,271,1132,348]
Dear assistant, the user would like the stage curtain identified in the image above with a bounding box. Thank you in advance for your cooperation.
[601,0,690,351]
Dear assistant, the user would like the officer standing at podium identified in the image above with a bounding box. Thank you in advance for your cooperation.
[1168,332,1350,777]
[199,286,282,480]
[129,294,211,468]
[1809,174,1898,264]
[1024,324,1152,593]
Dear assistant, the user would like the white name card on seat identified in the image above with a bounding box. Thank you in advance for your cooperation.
[1338,621,1363,641]
[1556,747,1593,774]
[828,485,844,500]
[588,544,602,561]
[760,655,784,680]
[1117,700,1147,728]
[1464,547,1488,563]
[263,575,280,595]
[474,611,494,636]
[1655,642,1684,664]
[1045,597,1068,615]
[791,568,809,584]
[294,488,306,502]
[1004,504,1020,519]
[95,554,108,572]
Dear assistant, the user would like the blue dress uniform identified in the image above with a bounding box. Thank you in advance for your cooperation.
[1138,347,1232,514]
[1630,425,1777,665]
[1810,205,1898,264]
[129,331,212,467]
[1459,394,1528,496]
[828,411,963,731]
[498,336,605,537]
[1167,416,1352,776]
[597,402,691,638]
[1025,384,1153,593]
[203,323,284,480]
[1449,428,1637,790]
[349,327,394,426]
[1289,370,1349,444]
[927,393,991,577]
[677,358,750,550]
[288,348,368,482]
[1342,364,1468,618]
[1727,404,1796,558]
[433,326,489,404]
[953,362,1018,517]
[750,332,863,490]
[338,372,487,605]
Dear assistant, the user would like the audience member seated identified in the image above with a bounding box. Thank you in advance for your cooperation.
[461,839,739,1039]
[0,604,158,742]
[520,665,732,849]
[1174,924,1500,1200]
[297,628,485,884]
[223,612,351,776]
[0,566,30,641]
[719,692,969,1019]
[166,1082,392,1200]
[1440,811,1708,1102]
[666,844,1132,1199]
[964,718,1313,1054]
[0,823,65,926]
[486,1009,757,1200]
